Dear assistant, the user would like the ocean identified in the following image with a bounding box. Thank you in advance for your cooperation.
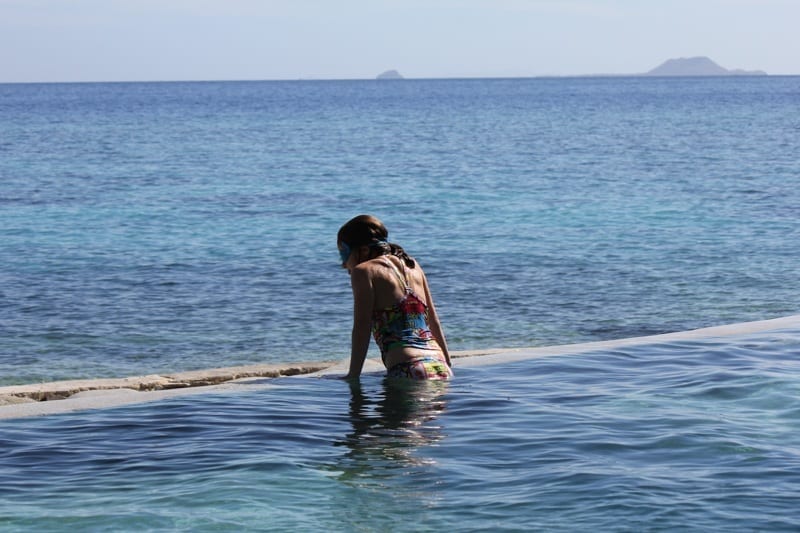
[1,76,800,530]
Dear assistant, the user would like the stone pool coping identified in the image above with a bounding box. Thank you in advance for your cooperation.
[2,314,799,420]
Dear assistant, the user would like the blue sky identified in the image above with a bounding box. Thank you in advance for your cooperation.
[1,0,797,82]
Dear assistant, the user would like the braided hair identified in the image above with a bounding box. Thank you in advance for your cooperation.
[337,214,416,268]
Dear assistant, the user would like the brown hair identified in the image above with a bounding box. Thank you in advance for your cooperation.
[337,214,416,267]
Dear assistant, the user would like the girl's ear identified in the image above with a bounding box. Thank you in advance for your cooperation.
[352,246,369,264]
[355,245,370,262]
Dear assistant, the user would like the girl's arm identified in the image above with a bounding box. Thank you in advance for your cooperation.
[346,266,374,379]
[422,270,452,368]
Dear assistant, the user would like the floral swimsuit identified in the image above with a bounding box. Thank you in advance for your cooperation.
[371,260,452,380]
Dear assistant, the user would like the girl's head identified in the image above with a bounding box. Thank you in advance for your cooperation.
[337,215,415,268]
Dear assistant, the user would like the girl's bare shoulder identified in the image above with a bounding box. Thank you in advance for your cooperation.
[353,257,391,277]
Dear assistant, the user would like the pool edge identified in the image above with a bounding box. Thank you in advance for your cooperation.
[2,314,799,420]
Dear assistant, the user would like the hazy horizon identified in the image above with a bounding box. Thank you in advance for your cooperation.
[1,0,798,84]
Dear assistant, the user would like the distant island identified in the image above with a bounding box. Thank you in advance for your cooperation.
[644,57,766,76]
[371,58,765,80]
[376,70,403,80]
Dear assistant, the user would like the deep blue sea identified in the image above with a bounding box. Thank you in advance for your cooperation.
[2,76,799,384]
[2,77,800,530]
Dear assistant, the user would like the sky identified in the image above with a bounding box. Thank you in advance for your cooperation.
[1,0,798,83]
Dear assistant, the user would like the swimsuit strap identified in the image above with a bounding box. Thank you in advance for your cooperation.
[384,259,411,293]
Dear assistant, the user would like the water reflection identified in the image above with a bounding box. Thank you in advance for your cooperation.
[333,378,450,482]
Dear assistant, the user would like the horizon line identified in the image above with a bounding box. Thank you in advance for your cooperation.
[0,72,787,85]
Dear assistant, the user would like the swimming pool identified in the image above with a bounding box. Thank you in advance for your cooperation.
[2,323,799,531]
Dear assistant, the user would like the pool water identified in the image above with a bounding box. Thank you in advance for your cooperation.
[2,328,799,531]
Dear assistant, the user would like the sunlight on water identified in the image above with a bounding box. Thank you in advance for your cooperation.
[2,77,800,384]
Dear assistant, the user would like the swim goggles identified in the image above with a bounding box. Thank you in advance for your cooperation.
[339,239,388,265]
[338,242,352,265]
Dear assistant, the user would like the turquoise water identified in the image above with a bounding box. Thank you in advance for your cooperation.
[2,329,800,531]
[2,77,800,384]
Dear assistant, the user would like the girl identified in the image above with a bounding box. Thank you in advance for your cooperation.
[338,215,452,380]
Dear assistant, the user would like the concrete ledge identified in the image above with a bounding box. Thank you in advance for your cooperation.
[2,314,798,420]
[0,362,333,404]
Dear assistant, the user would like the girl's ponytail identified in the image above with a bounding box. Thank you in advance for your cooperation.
[389,243,416,268]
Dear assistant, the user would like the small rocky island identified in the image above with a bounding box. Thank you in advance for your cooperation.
[376,69,404,80]
[645,57,766,76]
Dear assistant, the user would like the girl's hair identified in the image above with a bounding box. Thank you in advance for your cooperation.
[337,214,416,268]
